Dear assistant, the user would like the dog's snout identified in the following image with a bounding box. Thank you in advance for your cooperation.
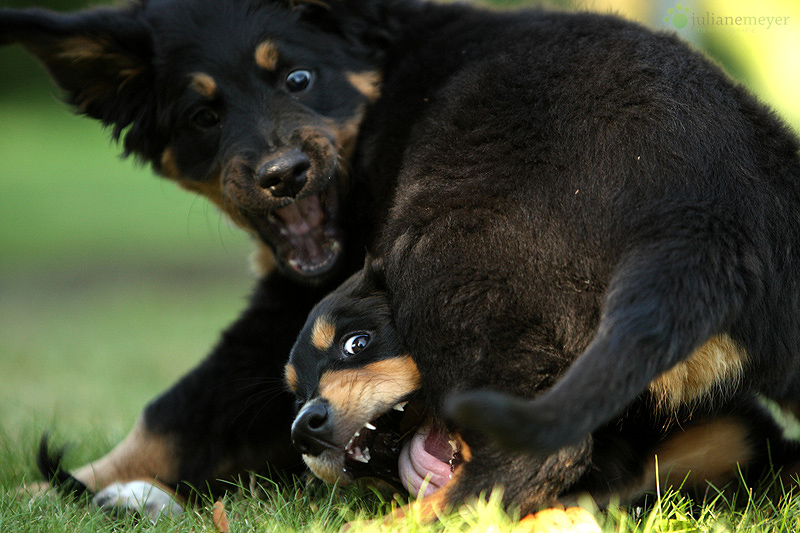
[291,402,334,456]
[257,148,310,198]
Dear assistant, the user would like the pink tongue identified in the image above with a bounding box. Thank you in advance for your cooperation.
[398,423,454,497]
[275,197,327,265]
[424,425,454,462]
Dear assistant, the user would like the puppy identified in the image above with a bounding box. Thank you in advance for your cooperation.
[287,264,800,518]
[0,0,384,511]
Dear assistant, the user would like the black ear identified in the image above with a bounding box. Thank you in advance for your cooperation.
[363,252,386,288]
[0,6,160,158]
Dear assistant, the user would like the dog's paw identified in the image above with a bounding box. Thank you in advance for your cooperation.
[93,480,183,522]
[515,507,601,533]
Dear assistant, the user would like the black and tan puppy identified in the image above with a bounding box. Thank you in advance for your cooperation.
[1,0,385,514]
[287,265,800,519]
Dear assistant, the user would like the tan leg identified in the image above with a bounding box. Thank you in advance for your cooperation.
[71,417,179,492]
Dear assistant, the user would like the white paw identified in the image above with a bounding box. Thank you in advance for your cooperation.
[93,481,183,522]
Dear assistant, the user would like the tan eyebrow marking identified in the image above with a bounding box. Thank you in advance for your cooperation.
[255,40,280,71]
[311,316,336,351]
[189,72,217,99]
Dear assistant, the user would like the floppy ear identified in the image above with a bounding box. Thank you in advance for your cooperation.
[0,6,160,158]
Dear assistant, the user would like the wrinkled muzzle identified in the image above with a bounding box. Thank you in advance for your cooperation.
[223,127,344,280]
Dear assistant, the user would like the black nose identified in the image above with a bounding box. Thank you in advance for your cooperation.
[291,402,334,456]
[257,148,310,198]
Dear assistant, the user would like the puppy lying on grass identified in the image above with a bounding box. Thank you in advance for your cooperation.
[285,262,799,522]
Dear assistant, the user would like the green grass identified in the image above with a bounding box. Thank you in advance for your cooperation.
[3,465,800,532]
[2,77,800,532]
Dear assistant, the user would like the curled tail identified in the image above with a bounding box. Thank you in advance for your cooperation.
[37,434,92,500]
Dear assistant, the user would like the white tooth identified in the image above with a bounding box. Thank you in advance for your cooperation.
[345,430,362,451]
[354,430,360,438]
[364,422,376,430]
[448,439,458,451]
[362,447,371,462]
[352,447,369,464]
[393,401,407,412]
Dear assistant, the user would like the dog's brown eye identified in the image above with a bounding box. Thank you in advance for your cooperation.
[342,333,370,356]
[286,69,312,92]
[192,108,220,128]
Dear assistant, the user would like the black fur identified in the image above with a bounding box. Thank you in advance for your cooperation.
[293,0,800,515]
[357,5,800,462]
[4,0,800,515]
[289,267,800,512]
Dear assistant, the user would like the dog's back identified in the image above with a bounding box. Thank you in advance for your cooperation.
[368,8,800,462]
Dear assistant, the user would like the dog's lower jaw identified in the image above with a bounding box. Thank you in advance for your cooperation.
[302,452,351,485]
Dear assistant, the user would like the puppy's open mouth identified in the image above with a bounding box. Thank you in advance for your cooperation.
[341,400,465,495]
[246,174,343,279]
[268,184,342,278]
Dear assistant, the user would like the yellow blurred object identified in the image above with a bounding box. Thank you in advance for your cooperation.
[705,0,800,132]
[514,507,601,533]
[588,0,800,133]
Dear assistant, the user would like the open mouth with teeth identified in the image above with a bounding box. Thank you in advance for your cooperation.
[254,181,343,279]
[339,399,466,496]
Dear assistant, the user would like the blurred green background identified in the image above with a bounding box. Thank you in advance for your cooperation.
[0,0,798,451]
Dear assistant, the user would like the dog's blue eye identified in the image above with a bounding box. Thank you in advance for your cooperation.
[286,69,312,92]
[192,108,220,128]
[342,333,370,356]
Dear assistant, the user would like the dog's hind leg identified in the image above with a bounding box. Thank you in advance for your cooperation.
[447,227,761,457]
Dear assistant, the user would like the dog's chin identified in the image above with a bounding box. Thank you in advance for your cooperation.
[303,452,351,485]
